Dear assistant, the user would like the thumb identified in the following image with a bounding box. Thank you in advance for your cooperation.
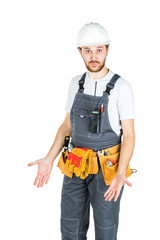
[125,178,132,187]
[28,160,38,166]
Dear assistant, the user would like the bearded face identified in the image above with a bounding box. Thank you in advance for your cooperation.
[79,45,109,73]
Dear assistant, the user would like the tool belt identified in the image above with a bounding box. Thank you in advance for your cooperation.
[57,143,136,185]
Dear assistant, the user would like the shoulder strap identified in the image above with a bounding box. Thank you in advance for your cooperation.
[104,74,121,94]
[78,72,86,93]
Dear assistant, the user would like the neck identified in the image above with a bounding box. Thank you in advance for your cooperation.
[87,66,109,79]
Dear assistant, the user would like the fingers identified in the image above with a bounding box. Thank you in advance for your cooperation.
[105,190,115,201]
[104,189,121,202]
[45,175,50,184]
[34,173,43,187]
[34,173,50,187]
[104,175,132,202]
[104,184,121,202]
[40,175,47,187]
[39,175,50,187]
[29,158,51,187]
[34,172,40,186]
[104,187,113,201]
[37,175,43,188]
[104,187,111,197]
[114,190,120,202]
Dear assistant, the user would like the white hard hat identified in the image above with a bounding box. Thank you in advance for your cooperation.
[76,22,111,48]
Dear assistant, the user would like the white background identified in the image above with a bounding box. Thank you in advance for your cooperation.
[0,0,160,239]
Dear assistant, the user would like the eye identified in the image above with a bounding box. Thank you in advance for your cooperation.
[97,49,102,53]
[86,50,91,53]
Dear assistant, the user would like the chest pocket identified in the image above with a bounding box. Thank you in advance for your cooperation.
[72,106,91,133]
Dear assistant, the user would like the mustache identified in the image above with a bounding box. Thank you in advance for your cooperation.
[89,61,100,64]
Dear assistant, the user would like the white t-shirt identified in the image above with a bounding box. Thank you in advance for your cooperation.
[64,69,135,136]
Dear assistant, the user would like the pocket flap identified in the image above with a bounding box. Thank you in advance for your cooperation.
[73,106,90,117]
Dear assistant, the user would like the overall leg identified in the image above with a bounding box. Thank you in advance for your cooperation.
[60,174,90,240]
[87,157,124,240]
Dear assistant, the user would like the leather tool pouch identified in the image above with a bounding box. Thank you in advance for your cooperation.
[98,152,135,185]
[57,149,99,179]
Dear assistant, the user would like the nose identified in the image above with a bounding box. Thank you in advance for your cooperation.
[90,51,97,61]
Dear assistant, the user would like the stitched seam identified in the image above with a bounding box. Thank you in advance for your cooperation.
[61,216,80,240]
[95,222,116,230]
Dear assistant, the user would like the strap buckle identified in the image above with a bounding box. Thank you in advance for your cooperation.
[131,169,138,173]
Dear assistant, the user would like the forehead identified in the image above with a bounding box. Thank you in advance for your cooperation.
[82,45,105,50]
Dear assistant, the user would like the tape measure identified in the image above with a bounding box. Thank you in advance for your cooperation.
[105,158,117,166]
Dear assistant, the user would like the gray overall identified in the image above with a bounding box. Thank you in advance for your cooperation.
[60,73,124,240]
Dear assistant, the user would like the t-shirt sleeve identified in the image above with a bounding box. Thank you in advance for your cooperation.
[117,81,136,120]
[64,78,77,113]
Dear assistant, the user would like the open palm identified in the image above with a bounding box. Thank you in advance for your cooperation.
[28,158,53,188]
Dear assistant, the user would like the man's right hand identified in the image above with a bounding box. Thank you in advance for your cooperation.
[28,158,53,188]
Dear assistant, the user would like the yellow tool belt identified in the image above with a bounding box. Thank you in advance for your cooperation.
[57,143,135,185]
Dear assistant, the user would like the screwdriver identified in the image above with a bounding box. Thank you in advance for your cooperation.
[64,135,70,152]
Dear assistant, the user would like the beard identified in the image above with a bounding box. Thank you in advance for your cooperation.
[84,58,106,73]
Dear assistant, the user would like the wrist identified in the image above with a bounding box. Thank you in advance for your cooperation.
[117,166,127,177]
[117,171,126,178]
[44,155,55,163]
[116,173,127,183]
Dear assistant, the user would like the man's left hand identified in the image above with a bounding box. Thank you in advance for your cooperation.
[104,174,132,202]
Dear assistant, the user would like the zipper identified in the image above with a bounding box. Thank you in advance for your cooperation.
[92,81,97,110]
[94,81,97,96]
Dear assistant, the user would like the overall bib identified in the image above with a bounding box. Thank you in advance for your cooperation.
[60,73,124,240]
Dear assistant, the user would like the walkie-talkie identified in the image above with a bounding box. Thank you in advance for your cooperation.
[90,110,100,133]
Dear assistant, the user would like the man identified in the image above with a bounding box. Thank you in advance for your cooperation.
[28,22,136,240]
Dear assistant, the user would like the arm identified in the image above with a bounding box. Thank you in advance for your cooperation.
[28,112,71,187]
[104,119,135,201]
[44,112,71,163]
[117,119,135,176]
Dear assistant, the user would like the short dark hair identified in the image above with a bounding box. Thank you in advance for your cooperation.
[105,44,109,49]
